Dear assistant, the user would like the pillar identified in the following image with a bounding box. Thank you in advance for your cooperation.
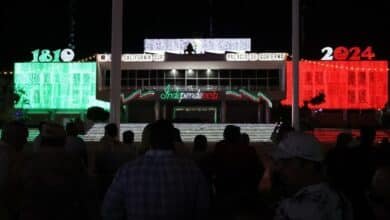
[109,0,123,128]
[265,105,271,123]
[292,0,300,130]
[221,100,226,123]
[162,104,167,119]
[257,102,263,123]
[154,100,160,120]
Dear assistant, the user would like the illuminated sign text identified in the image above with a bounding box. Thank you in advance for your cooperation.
[144,38,251,54]
[226,53,288,61]
[160,85,219,102]
[97,53,165,62]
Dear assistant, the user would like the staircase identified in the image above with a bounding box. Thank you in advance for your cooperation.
[83,123,277,143]
[311,128,389,144]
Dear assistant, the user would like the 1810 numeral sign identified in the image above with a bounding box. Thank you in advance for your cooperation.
[31,48,75,62]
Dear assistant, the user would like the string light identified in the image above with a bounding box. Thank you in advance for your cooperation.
[298,59,389,72]
[0,71,13,75]
[76,54,96,62]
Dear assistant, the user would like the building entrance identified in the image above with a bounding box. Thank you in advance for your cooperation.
[173,106,217,123]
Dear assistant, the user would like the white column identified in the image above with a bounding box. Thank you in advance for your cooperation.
[221,100,226,123]
[292,0,300,131]
[265,105,271,123]
[109,0,123,127]
[257,102,263,123]
[154,100,160,120]
[162,104,167,119]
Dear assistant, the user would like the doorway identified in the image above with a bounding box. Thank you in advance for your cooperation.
[173,106,218,123]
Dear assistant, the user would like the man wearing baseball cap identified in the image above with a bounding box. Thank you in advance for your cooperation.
[272,132,353,220]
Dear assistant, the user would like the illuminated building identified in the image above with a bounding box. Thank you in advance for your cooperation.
[13,40,388,124]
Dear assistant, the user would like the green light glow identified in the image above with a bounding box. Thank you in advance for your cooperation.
[14,62,109,111]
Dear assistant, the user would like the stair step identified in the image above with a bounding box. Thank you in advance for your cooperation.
[83,123,277,143]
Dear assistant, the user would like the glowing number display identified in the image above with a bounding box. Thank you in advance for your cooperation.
[14,62,109,110]
[333,47,349,60]
[361,47,376,60]
[60,49,75,62]
[321,47,333,60]
[31,49,75,62]
[321,46,375,61]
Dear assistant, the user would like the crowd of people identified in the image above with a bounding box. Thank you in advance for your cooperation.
[1,119,390,220]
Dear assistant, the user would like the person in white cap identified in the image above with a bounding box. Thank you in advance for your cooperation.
[369,166,390,220]
[272,132,353,220]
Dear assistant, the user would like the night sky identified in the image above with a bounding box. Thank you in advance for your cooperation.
[1,0,390,70]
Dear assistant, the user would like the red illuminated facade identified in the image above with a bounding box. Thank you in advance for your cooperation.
[97,50,389,123]
[282,61,388,109]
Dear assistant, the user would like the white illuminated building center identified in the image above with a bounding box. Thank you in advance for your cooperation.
[144,38,251,54]
[96,38,288,127]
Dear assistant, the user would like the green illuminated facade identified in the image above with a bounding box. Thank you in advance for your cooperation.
[14,62,108,111]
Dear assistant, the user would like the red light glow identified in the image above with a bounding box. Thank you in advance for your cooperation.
[282,61,388,109]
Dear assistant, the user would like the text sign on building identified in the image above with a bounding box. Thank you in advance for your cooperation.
[14,62,109,110]
[226,53,288,61]
[160,85,219,102]
[144,38,251,54]
[97,53,165,62]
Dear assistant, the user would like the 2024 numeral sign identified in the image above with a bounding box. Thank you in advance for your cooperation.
[321,46,375,61]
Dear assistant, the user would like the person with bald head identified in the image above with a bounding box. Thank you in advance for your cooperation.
[19,122,88,220]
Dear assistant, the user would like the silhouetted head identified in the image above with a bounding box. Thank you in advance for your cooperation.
[38,121,47,133]
[174,127,183,143]
[123,130,134,145]
[40,122,66,147]
[360,126,376,147]
[1,120,28,151]
[193,135,208,152]
[335,132,353,148]
[139,123,153,154]
[66,122,78,136]
[223,125,241,143]
[104,123,118,138]
[150,120,175,150]
[241,133,250,146]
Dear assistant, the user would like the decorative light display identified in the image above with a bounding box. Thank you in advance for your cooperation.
[321,46,375,61]
[226,52,288,61]
[282,60,388,109]
[0,71,13,75]
[225,89,273,107]
[14,62,109,110]
[160,85,219,102]
[120,90,156,104]
[144,38,251,54]
[31,49,75,62]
